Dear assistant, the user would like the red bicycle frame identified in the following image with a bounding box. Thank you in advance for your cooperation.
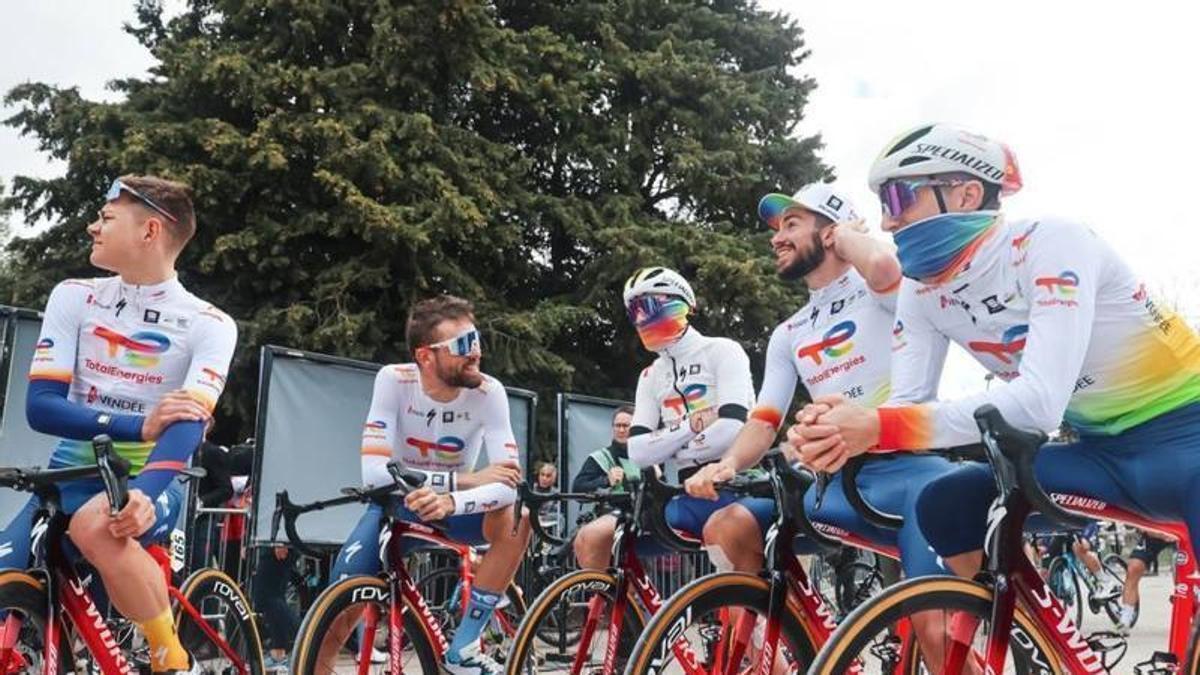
[964,491,1196,673]
[350,518,517,673]
[4,534,250,675]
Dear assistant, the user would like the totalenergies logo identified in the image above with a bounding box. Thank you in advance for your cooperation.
[968,324,1028,365]
[663,383,707,416]
[796,321,856,365]
[1035,271,1079,297]
[407,436,465,462]
[35,338,54,355]
[93,326,170,367]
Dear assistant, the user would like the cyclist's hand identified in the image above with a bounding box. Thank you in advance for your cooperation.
[460,460,522,489]
[405,488,455,521]
[108,489,156,538]
[787,418,846,472]
[608,466,625,486]
[780,440,803,464]
[796,394,845,426]
[685,461,735,500]
[143,390,210,441]
[273,546,289,561]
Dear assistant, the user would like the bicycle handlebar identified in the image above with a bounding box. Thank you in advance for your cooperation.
[973,405,1088,529]
[271,462,429,556]
[0,435,131,516]
[841,455,904,531]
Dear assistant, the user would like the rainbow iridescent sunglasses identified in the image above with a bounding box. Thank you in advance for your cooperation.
[426,326,482,357]
[626,293,687,326]
[878,177,965,218]
[105,178,179,223]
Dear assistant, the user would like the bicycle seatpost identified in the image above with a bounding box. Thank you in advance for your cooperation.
[92,434,131,516]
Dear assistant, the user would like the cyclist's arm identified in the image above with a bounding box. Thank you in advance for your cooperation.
[886,286,949,406]
[834,226,903,296]
[728,324,798,471]
[131,306,237,499]
[25,280,144,441]
[876,221,1101,449]
[448,381,519,515]
[360,366,409,488]
[628,366,694,467]
[572,456,610,492]
[677,339,752,464]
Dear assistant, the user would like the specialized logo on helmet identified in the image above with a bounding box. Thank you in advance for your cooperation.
[93,326,171,367]
[663,383,708,416]
[968,324,1028,365]
[796,321,855,365]
[406,436,466,462]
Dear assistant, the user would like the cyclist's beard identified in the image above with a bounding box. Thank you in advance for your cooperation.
[438,358,483,389]
[778,231,826,281]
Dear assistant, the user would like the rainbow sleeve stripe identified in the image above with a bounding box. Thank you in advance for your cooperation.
[362,445,392,458]
[749,406,784,430]
[876,405,935,450]
[29,370,72,384]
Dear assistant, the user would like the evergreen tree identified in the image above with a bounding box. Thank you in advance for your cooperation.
[3,0,827,452]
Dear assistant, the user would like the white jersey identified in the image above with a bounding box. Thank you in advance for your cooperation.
[360,364,520,515]
[30,276,236,471]
[628,328,755,468]
[752,269,896,429]
[881,215,1200,449]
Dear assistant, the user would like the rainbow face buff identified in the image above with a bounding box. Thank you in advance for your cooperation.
[628,296,690,351]
[894,211,1000,284]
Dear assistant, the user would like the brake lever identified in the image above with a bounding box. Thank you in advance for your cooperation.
[813,471,830,510]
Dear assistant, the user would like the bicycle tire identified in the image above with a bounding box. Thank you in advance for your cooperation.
[291,574,440,674]
[1046,556,1083,628]
[809,575,1062,674]
[505,569,646,675]
[175,567,266,675]
[0,571,70,674]
[625,572,819,675]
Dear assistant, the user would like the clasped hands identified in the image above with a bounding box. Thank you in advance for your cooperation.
[784,394,881,473]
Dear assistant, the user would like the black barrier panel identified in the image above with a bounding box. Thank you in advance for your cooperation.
[249,346,536,548]
[0,308,61,521]
[556,393,630,532]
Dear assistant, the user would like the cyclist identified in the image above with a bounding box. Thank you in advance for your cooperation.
[328,295,530,674]
[688,181,958,581]
[0,176,237,673]
[572,267,773,571]
[789,123,1200,582]
[1037,523,1123,600]
[1118,530,1173,634]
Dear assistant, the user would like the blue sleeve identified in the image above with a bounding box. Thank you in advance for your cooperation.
[130,420,204,500]
[26,380,144,442]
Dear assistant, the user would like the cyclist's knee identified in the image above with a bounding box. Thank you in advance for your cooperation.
[483,506,530,545]
[702,505,753,547]
[67,507,119,561]
[573,517,615,569]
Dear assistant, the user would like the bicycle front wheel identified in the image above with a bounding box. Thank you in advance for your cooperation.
[175,567,265,675]
[291,574,440,675]
[506,569,645,675]
[0,571,70,674]
[625,572,819,675]
[810,575,1062,674]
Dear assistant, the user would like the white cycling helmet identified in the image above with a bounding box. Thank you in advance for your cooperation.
[867,123,1023,195]
[758,182,859,227]
[622,267,696,309]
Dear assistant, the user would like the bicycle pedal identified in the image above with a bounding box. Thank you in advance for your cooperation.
[1133,650,1178,675]
[867,634,903,664]
[1086,631,1127,671]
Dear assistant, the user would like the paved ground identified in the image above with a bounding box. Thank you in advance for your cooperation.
[1081,570,1181,672]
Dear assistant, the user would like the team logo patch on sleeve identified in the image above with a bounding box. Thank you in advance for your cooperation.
[1035,271,1080,307]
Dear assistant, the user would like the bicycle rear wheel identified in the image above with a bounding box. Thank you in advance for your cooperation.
[809,576,1061,674]
[0,571,70,675]
[291,575,440,675]
[1046,557,1083,628]
[625,572,819,675]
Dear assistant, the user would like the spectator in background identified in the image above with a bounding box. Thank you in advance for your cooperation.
[535,462,558,492]
[253,544,302,671]
[1116,530,1174,635]
[572,406,638,493]
[191,437,255,578]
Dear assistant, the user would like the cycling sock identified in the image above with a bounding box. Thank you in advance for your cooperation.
[138,608,189,672]
[445,587,502,662]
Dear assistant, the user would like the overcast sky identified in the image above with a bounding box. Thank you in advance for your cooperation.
[4,1,1198,397]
